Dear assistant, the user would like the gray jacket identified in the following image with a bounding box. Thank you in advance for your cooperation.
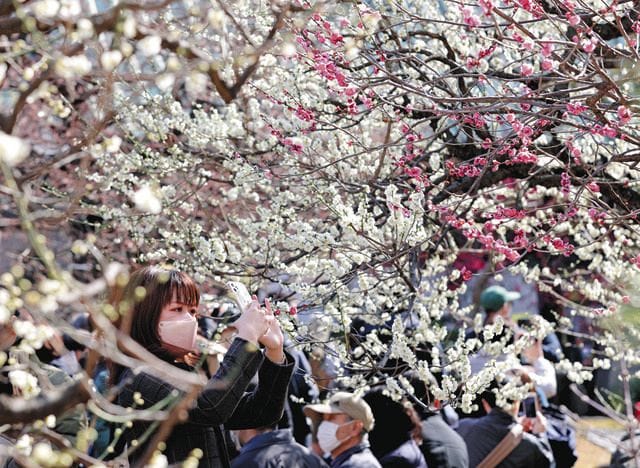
[331,441,382,468]
[420,412,468,468]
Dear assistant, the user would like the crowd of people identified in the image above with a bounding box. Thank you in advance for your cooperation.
[0,264,636,467]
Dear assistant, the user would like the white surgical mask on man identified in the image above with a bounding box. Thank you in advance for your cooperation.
[317,420,349,454]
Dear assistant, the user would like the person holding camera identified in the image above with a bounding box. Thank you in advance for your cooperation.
[114,266,294,467]
[467,285,558,400]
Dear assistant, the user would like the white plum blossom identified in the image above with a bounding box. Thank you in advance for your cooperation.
[31,443,54,466]
[33,0,60,19]
[0,305,9,324]
[184,72,209,96]
[137,35,162,57]
[281,42,297,57]
[100,50,123,72]
[156,74,175,92]
[54,54,92,79]
[556,359,594,384]
[23,67,35,82]
[13,321,55,352]
[166,56,181,72]
[0,132,30,167]
[45,414,56,428]
[359,7,382,31]
[15,435,34,457]
[104,136,122,153]
[132,185,162,214]
[207,9,225,28]
[58,0,81,20]
[122,15,137,38]
[9,370,41,399]
[75,18,94,40]
[120,42,134,58]
[147,452,169,468]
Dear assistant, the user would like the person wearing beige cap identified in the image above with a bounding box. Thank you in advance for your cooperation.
[304,391,382,467]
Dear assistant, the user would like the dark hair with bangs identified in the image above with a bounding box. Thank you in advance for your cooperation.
[123,266,200,360]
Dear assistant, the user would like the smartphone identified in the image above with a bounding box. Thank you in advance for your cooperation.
[226,281,253,310]
[520,394,537,418]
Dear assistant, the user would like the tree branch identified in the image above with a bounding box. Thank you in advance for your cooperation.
[0,377,92,425]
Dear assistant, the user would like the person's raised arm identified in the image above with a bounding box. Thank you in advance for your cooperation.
[184,298,271,424]
[232,298,271,346]
[225,301,294,429]
[258,298,286,364]
[178,298,291,427]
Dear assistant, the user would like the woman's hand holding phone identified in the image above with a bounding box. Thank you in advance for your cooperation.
[232,298,271,346]
[226,282,267,345]
[225,282,285,362]
[258,298,285,364]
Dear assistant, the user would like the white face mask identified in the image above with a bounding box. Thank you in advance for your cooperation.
[317,420,348,454]
[158,315,197,353]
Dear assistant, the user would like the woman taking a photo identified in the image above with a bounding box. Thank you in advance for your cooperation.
[114,265,294,467]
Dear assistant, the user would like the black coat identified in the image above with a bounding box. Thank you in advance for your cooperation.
[118,338,294,467]
[456,409,555,468]
[230,428,327,468]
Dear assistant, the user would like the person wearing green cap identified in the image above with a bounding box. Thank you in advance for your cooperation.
[479,285,522,326]
[466,285,522,375]
[468,285,557,400]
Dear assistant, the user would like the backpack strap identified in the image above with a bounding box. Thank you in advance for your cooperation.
[477,423,524,468]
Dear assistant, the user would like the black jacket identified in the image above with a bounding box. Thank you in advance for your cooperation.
[118,338,294,467]
[230,428,328,468]
[379,439,427,468]
[456,409,555,468]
